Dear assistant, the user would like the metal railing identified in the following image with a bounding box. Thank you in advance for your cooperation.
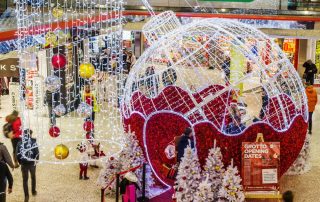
[288,0,320,10]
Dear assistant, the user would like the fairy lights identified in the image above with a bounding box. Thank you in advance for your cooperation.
[16,0,125,164]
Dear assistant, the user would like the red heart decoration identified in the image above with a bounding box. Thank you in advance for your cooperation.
[123,85,308,187]
[144,112,191,186]
[123,112,145,156]
[194,115,307,177]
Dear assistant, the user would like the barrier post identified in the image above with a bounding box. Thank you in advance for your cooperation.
[115,174,120,202]
[101,189,105,202]
[142,163,146,201]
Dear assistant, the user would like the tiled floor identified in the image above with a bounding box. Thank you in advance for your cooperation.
[0,89,319,202]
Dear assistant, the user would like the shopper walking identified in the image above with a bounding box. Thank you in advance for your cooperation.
[0,161,13,202]
[303,60,318,85]
[305,82,318,134]
[126,50,136,73]
[259,88,269,119]
[5,110,22,167]
[82,84,99,122]
[145,66,159,97]
[221,56,231,83]
[0,141,15,169]
[16,129,39,202]
[45,90,59,126]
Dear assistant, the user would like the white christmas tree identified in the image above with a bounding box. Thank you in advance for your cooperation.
[194,174,214,202]
[97,132,155,198]
[118,132,155,198]
[203,140,225,199]
[218,160,245,202]
[175,145,202,202]
[97,155,120,194]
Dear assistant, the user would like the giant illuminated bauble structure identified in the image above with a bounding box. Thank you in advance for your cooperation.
[121,11,308,186]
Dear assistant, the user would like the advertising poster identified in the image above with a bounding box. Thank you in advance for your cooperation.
[9,82,20,111]
[242,142,280,192]
[33,76,43,112]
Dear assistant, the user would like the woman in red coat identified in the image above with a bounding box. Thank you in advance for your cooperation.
[5,110,22,167]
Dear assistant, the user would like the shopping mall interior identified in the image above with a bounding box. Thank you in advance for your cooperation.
[0,0,320,202]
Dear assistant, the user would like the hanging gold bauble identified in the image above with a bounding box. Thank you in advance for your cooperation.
[45,31,58,48]
[79,63,95,79]
[54,144,69,160]
[52,7,64,19]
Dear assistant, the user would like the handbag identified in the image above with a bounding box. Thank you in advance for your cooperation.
[3,123,12,138]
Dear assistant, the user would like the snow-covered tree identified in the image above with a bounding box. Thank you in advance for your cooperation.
[203,145,225,199]
[218,161,245,202]
[97,155,120,194]
[195,174,214,202]
[175,145,202,202]
[98,132,155,197]
[118,132,155,198]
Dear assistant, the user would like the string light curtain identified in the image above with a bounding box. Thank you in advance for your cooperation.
[16,0,125,164]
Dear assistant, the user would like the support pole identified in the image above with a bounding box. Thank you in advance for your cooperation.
[116,174,120,202]
[142,163,146,201]
[101,189,105,202]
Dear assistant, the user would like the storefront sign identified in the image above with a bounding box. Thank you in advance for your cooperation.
[0,58,19,77]
[33,77,43,111]
[242,141,280,192]
[9,82,20,111]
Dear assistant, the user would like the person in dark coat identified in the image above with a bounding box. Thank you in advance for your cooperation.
[221,56,231,82]
[303,60,318,85]
[259,89,269,119]
[0,142,15,169]
[45,90,59,126]
[225,105,246,135]
[145,66,159,97]
[176,127,194,163]
[16,129,39,202]
[0,161,13,202]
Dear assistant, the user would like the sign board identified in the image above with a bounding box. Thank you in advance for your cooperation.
[9,82,20,111]
[0,58,19,78]
[242,141,280,192]
[33,76,43,112]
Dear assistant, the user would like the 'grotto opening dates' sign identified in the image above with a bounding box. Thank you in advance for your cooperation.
[241,141,280,192]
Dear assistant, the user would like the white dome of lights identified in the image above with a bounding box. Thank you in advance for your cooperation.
[122,12,307,134]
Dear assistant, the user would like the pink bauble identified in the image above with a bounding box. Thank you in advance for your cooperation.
[52,54,67,69]
[49,126,60,138]
[83,121,94,132]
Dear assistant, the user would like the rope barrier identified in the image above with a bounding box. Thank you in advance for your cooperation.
[102,164,143,190]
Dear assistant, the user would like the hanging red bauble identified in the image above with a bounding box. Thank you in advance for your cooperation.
[49,126,60,138]
[51,54,67,69]
[83,121,94,132]
[85,133,93,140]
